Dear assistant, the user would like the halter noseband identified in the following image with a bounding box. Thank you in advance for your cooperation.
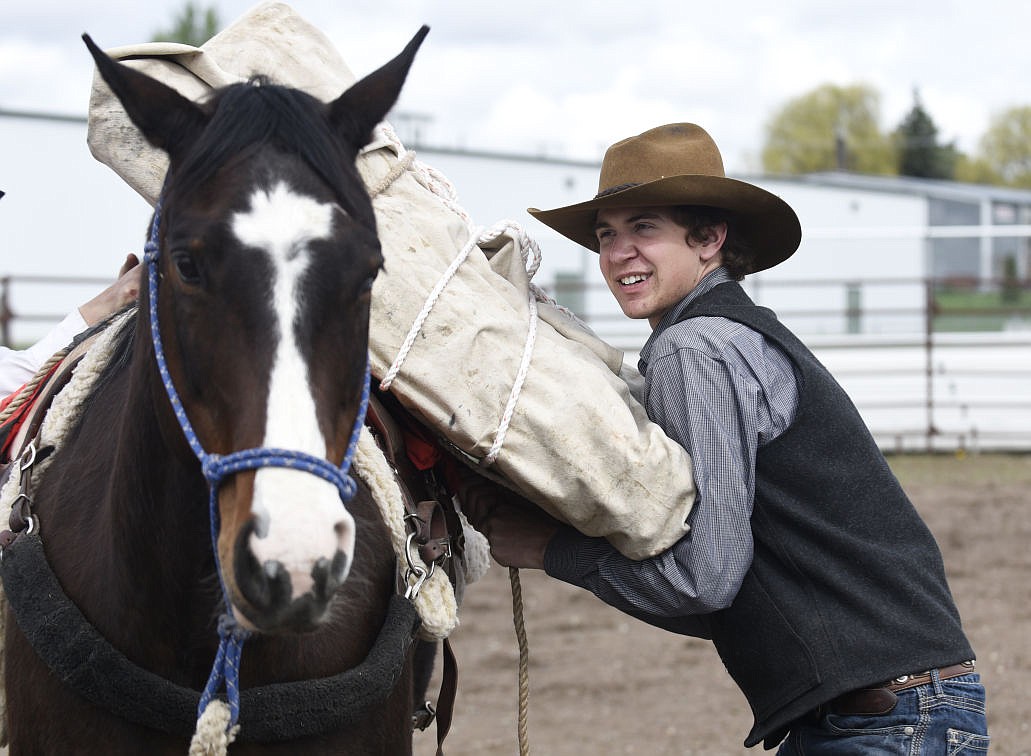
[143,196,371,729]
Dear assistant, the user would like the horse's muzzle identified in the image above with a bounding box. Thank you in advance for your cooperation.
[231,519,349,633]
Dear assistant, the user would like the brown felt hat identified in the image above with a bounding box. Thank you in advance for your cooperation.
[528,123,801,272]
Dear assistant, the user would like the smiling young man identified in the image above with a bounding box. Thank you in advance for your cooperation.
[595,207,725,326]
[458,124,988,752]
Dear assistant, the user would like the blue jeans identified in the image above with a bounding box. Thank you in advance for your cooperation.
[777,672,989,754]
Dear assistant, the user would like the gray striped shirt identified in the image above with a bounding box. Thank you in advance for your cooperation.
[544,268,800,632]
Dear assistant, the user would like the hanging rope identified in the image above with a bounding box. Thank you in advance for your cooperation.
[509,567,531,756]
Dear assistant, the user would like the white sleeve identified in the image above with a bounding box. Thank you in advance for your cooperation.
[0,310,88,398]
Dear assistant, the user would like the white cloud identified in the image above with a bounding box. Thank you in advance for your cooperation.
[1,0,1028,171]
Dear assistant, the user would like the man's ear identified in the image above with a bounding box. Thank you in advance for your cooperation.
[697,221,727,262]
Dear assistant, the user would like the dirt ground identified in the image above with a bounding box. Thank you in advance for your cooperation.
[414,453,1031,756]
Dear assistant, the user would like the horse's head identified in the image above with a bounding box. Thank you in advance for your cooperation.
[83,28,427,633]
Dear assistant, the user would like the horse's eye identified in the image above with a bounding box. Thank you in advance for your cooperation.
[360,276,376,295]
[171,250,201,284]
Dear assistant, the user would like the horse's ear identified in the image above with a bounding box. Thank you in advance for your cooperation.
[83,33,208,159]
[328,25,429,151]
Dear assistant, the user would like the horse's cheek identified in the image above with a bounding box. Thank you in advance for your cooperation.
[215,474,255,576]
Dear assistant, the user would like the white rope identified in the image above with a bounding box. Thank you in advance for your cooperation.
[377,226,483,393]
[367,148,416,200]
[481,226,539,467]
[188,700,239,756]
[369,125,550,471]
[374,220,541,470]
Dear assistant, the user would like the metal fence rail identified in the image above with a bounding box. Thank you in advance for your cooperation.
[3,273,1031,452]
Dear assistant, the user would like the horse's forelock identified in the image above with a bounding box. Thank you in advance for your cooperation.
[170,81,374,227]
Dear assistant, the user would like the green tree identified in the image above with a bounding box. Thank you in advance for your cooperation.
[954,153,1003,185]
[976,106,1031,188]
[894,90,957,179]
[761,84,895,175]
[1001,255,1020,304]
[152,2,221,47]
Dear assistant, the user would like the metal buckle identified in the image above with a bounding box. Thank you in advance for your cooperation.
[19,441,37,472]
[403,531,435,599]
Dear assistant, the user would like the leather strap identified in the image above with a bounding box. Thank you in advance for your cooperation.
[433,638,458,756]
[886,660,976,692]
[365,390,461,755]
[829,661,977,716]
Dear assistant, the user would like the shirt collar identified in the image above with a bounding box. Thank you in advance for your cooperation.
[638,267,733,373]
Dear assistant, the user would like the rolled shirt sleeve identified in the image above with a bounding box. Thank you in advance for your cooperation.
[0,309,87,398]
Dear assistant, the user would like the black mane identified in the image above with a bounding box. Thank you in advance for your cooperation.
[171,77,373,226]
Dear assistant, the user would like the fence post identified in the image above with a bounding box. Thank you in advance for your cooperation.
[1,275,11,347]
[924,277,937,451]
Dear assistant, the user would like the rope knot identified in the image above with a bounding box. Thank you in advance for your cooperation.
[217,612,251,644]
[200,454,225,485]
[198,610,250,732]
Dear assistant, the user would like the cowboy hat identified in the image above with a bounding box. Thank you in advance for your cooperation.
[528,123,801,272]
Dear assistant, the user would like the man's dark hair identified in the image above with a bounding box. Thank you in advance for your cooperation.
[668,205,756,281]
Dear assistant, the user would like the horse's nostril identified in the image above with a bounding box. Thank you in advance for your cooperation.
[265,560,293,608]
[312,558,330,601]
[311,551,349,601]
[331,550,348,581]
[235,525,298,613]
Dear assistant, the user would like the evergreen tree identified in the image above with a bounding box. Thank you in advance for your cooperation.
[152,2,221,47]
[894,90,957,179]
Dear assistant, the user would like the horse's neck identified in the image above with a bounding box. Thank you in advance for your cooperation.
[36,351,217,665]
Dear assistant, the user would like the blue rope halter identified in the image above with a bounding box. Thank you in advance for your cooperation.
[142,197,371,729]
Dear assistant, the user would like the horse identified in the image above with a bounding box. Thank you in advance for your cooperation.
[0,25,448,754]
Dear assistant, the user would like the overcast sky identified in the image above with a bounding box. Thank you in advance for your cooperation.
[1,0,1028,340]
[2,0,1028,173]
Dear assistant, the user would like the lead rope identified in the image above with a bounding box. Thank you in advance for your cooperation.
[509,567,531,756]
[367,126,536,755]
[0,347,72,425]
[141,198,371,756]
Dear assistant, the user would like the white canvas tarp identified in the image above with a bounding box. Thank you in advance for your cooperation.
[85,1,696,559]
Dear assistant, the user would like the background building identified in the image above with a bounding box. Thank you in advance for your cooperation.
[3,113,1030,449]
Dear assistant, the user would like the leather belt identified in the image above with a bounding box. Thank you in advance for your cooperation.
[828,661,976,716]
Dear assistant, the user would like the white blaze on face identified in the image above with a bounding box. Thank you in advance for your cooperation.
[231,182,355,599]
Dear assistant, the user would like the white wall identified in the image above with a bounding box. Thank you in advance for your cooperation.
[746,180,929,336]
[0,115,980,347]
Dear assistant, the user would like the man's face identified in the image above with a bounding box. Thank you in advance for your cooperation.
[594,206,724,328]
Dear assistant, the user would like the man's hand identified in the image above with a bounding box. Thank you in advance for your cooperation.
[78,253,141,325]
[452,464,563,570]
